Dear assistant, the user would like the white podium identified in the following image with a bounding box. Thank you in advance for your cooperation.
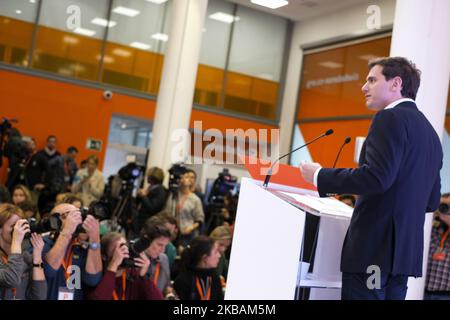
[225,178,353,300]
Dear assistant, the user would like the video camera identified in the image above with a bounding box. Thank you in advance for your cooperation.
[118,162,144,183]
[120,237,151,268]
[168,163,187,193]
[207,168,238,208]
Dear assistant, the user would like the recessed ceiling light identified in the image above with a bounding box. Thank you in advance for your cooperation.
[209,12,240,24]
[113,48,131,57]
[319,61,343,69]
[63,35,79,44]
[144,0,168,4]
[250,0,288,9]
[15,10,22,15]
[29,0,36,3]
[91,18,117,28]
[112,6,140,17]
[130,42,151,50]
[121,123,127,129]
[73,27,96,37]
[151,33,169,42]
[359,54,379,61]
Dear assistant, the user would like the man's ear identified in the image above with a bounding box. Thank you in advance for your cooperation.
[391,76,403,93]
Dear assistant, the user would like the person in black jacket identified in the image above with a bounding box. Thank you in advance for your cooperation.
[173,235,223,300]
[136,167,168,233]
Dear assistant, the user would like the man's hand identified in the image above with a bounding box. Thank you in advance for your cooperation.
[82,215,100,241]
[299,162,322,185]
[137,188,148,198]
[61,210,82,236]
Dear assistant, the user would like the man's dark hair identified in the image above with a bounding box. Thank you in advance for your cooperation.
[338,194,356,206]
[442,193,450,199]
[67,146,78,153]
[141,219,171,243]
[186,168,197,179]
[368,57,421,100]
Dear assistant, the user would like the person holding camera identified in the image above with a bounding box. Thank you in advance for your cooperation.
[141,219,174,298]
[0,203,47,300]
[136,167,168,233]
[165,172,204,249]
[425,193,450,300]
[42,203,102,300]
[72,155,105,207]
[88,232,163,300]
[173,236,223,300]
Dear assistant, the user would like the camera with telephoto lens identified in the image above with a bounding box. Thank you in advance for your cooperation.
[439,202,450,215]
[74,200,110,235]
[168,163,187,193]
[118,162,144,183]
[13,215,62,240]
[120,237,151,268]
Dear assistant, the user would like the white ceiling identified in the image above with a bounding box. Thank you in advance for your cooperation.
[227,0,371,22]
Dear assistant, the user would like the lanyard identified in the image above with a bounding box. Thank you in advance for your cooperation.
[195,276,211,300]
[61,239,78,281]
[437,228,450,252]
[152,261,160,286]
[176,194,189,216]
[112,272,127,300]
[1,253,17,299]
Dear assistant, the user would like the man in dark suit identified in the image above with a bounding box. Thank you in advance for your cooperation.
[300,57,443,300]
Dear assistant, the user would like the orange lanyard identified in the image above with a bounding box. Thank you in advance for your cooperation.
[1,255,17,299]
[61,240,78,281]
[152,262,160,286]
[112,272,127,300]
[195,276,211,300]
[437,228,450,252]
[176,195,189,215]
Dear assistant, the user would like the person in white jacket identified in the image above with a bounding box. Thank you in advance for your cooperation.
[72,155,105,207]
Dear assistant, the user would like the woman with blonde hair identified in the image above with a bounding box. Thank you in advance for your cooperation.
[11,185,32,206]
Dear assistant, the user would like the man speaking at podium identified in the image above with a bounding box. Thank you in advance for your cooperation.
[300,57,443,300]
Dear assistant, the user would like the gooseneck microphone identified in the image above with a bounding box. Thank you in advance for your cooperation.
[332,137,351,168]
[263,129,334,188]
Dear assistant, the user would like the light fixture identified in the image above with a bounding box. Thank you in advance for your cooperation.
[91,18,117,28]
[319,61,344,69]
[112,48,131,57]
[96,54,114,64]
[63,35,79,44]
[130,42,151,50]
[15,10,22,15]
[359,54,379,61]
[250,0,288,9]
[29,0,36,3]
[209,12,240,24]
[144,0,168,4]
[112,6,140,17]
[151,33,169,42]
[121,123,127,129]
[73,27,96,37]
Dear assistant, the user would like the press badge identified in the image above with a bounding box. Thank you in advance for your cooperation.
[58,287,74,300]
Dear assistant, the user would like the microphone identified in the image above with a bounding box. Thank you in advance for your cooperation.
[263,129,334,188]
[332,137,351,168]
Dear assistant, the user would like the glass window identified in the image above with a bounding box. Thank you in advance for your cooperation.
[108,114,152,148]
[32,0,109,81]
[0,0,39,66]
[100,0,171,94]
[194,0,233,108]
[223,5,288,120]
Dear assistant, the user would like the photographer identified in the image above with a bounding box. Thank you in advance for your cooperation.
[4,128,32,192]
[88,232,163,300]
[63,147,79,192]
[141,219,173,297]
[0,204,47,300]
[425,193,450,300]
[165,171,204,248]
[42,203,102,300]
[72,155,105,207]
[136,167,168,232]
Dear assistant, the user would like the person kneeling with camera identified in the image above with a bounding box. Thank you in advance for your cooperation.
[0,203,47,300]
[89,232,163,300]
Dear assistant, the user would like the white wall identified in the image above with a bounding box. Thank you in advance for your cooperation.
[279,0,397,160]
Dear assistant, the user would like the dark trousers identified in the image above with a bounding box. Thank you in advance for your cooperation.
[341,272,408,300]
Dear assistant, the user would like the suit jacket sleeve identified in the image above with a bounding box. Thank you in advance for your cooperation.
[426,169,441,212]
[318,109,406,197]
